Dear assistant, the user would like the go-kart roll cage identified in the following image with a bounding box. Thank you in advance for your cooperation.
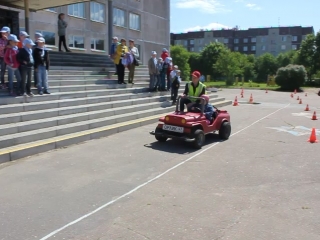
[176,96,218,116]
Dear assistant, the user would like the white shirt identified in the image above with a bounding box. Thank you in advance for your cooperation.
[170,70,177,79]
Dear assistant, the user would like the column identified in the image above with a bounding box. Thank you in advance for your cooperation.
[108,0,113,52]
[24,0,30,33]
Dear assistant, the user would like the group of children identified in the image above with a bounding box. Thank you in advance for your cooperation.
[0,26,50,96]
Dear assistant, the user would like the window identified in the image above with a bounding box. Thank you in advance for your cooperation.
[251,37,256,43]
[90,2,105,22]
[224,38,229,44]
[198,39,204,44]
[234,46,239,51]
[190,47,194,52]
[261,37,265,43]
[175,40,181,45]
[281,36,287,42]
[243,46,248,51]
[36,30,56,45]
[251,46,256,51]
[243,38,248,43]
[261,45,266,51]
[113,8,126,27]
[91,39,104,51]
[292,45,297,50]
[281,45,286,50]
[198,47,203,52]
[183,40,187,46]
[69,36,85,48]
[292,36,298,41]
[46,8,57,12]
[234,39,239,44]
[190,39,194,45]
[68,3,85,18]
[129,13,140,30]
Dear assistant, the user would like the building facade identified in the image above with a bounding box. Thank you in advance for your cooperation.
[0,0,170,64]
[171,26,314,56]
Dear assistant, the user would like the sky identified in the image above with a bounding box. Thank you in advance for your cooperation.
[170,0,318,33]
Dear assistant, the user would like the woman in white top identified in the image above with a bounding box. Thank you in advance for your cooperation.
[128,39,139,84]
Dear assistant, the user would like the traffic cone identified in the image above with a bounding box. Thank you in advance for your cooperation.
[299,98,302,104]
[305,104,310,111]
[233,96,239,106]
[308,128,318,143]
[297,96,299,100]
[249,94,253,104]
[265,89,268,93]
[241,92,244,98]
[305,93,308,97]
[312,111,318,120]
[291,93,293,98]
[294,89,297,94]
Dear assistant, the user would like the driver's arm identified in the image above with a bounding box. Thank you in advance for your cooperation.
[183,84,188,95]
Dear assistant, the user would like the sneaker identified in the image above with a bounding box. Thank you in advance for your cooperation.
[28,92,34,97]
[23,92,28,97]
[39,91,43,95]
[43,90,50,94]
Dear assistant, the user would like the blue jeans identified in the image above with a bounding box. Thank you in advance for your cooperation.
[8,67,21,92]
[37,65,48,92]
[160,72,166,90]
[149,74,157,90]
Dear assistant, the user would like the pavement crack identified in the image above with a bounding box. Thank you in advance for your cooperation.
[283,120,296,128]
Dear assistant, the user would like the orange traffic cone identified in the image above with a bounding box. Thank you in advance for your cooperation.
[312,111,318,120]
[294,89,297,94]
[305,93,308,97]
[241,93,244,98]
[299,98,302,104]
[308,128,318,143]
[291,93,293,98]
[249,94,253,104]
[265,89,268,93]
[297,96,299,100]
[233,96,239,106]
[305,104,310,111]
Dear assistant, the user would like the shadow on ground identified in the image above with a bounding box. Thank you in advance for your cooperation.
[145,134,224,154]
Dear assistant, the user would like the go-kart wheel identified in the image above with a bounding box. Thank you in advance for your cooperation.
[155,128,167,142]
[219,121,231,140]
[193,129,205,149]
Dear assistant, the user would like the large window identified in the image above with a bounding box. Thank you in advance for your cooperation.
[68,3,85,18]
[292,36,298,41]
[113,8,125,27]
[90,2,105,22]
[36,30,56,46]
[129,13,140,30]
[69,36,85,48]
[91,39,104,51]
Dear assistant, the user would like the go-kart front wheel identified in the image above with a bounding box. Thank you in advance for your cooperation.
[219,122,231,140]
[155,128,168,142]
[193,129,205,149]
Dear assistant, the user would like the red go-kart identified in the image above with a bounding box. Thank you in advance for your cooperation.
[150,96,231,149]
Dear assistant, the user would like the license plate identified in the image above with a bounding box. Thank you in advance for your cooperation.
[162,124,184,133]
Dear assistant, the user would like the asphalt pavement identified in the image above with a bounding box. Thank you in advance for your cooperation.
[0,88,319,240]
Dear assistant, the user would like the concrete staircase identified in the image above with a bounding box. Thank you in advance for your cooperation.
[0,64,231,163]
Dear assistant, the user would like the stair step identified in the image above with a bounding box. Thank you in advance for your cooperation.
[0,100,231,163]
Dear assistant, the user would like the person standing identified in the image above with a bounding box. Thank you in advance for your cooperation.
[155,57,163,91]
[17,31,29,49]
[109,36,119,75]
[128,39,139,84]
[165,57,173,91]
[4,34,21,96]
[148,51,158,91]
[16,38,36,97]
[180,71,206,112]
[159,58,166,91]
[171,70,181,105]
[33,37,50,95]
[161,48,169,61]
[58,13,71,52]
[32,32,42,87]
[0,26,10,89]
[113,38,128,84]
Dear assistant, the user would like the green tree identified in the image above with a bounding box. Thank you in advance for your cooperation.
[255,53,278,83]
[276,51,297,68]
[313,32,320,74]
[170,45,191,81]
[188,52,202,73]
[297,34,315,80]
[200,42,228,79]
[215,50,243,85]
[243,54,256,81]
[275,64,307,90]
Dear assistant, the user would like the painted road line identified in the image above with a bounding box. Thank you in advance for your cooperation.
[39,103,291,240]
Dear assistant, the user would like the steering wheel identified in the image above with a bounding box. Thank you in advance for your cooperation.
[191,107,201,113]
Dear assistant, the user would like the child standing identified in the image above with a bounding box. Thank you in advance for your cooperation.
[171,70,181,104]
[155,57,163,91]
[33,37,50,95]
[4,34,21,96]
[16,38,35,97]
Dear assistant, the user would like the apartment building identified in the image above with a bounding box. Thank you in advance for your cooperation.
[171,26,314,56]
[0,0,170,64]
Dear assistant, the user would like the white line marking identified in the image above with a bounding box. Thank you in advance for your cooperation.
[40,103,290,240]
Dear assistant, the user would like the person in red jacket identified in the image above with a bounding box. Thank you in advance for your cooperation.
[161,48,169,61]
[4,34,21,96]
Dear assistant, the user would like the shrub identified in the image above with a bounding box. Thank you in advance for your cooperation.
[275,64,307,90]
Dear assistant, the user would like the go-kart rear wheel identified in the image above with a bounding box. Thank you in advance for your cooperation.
[219,121,231,140]
[155,128,167,142]
[193,129,205,149]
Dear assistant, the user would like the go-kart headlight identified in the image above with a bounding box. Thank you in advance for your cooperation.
[165,116,169,121]
[181,119,186,124]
